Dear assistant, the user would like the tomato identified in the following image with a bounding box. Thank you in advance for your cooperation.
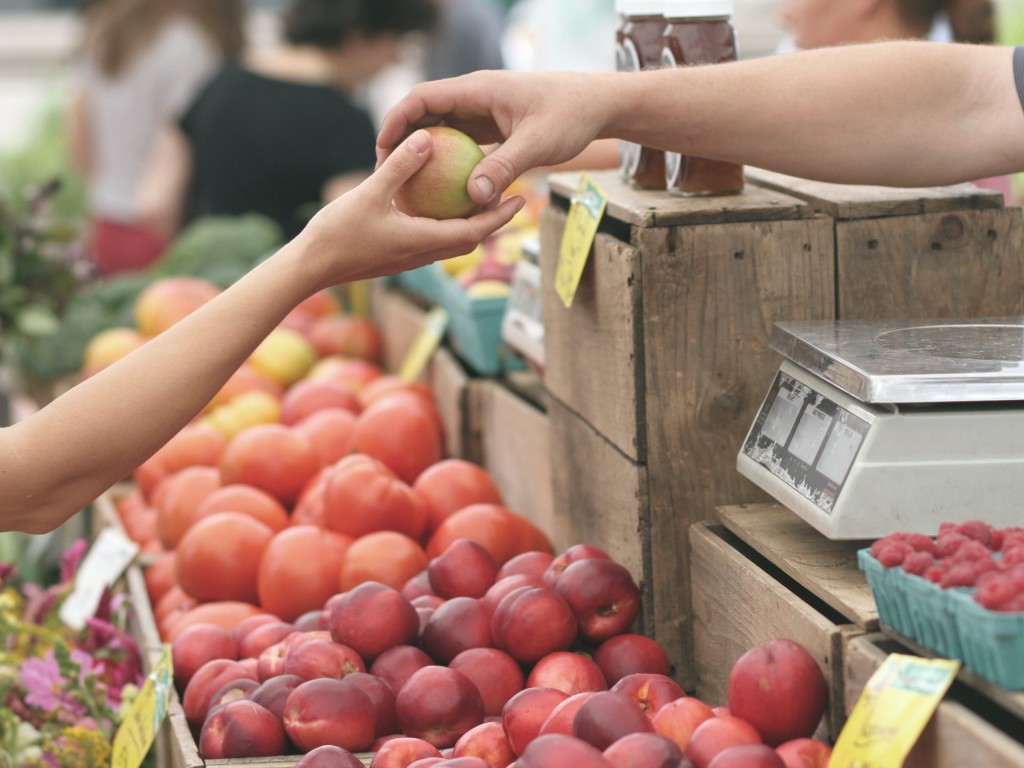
[357,375,435,412]
[176,512,274,603]
[293,408,358,468]
[426,503,553,564]
[155,466,222,549]
[351,394,444,484]
[322,454,429,541]
[219,424,319,506]
[257,525,353,622]
[167,601,266,642]
[135,423,226,501]
[145,551,178,606]
[280,379,360,426]
[339,530,428,592]
[412,459,505,535]
[193,484,289,533]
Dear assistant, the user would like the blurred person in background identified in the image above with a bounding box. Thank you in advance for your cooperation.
[776,0,1013,202]
[68,0,245,275]
[138,0,437,243]
[424,0,505,81]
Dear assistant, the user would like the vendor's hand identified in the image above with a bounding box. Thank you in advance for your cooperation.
[298,129,525,289]
[377,71,608,208]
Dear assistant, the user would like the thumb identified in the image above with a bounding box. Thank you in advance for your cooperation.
[467,136,536,207]
[371,129,432,197]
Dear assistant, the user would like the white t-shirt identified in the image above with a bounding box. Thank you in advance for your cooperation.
[78,15,221,222]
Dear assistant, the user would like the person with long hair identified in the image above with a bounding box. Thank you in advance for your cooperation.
[68,0,245,275]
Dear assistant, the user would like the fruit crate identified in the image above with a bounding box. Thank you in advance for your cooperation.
[860,549,1024,690]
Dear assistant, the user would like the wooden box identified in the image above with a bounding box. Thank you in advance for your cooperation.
[844,635,1024,766]
[690,504,878,739]
[540,170,1024,687]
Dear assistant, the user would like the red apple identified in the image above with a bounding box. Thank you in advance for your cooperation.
[199,699,287,758]
[368,736,444,768]
[775,738,832,768]
[449,647,525,717]
[329,581,419,662]
[539,692,598,737]
[422,596,494,664]
[295,744,365,768]
[652,695,715,752]
[573,691,654,750]
[249,674,304,721]
[497,551,556,581]
[543,545,612,588]
[182,659,258,729]
[516,733,615,768]
[685,715,762,768]
[594,634,671,685]
[527,651,608,696]
[491,586,577,664]
[501,687,569,756]
[172,623,238,690]
[707,744,785,768]
[370,644,434,694]
[395,666,485,748]
[726,639,827,746]
[610,673,685,718]
[603,732,688,768]
[554,558,640,643]
[452,720,516,767]
[283,638,365,681]
[283,678,376,752]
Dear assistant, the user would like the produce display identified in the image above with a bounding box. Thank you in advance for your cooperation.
[861,520,1024,689]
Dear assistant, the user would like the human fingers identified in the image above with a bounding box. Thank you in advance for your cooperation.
[366,129,434,198]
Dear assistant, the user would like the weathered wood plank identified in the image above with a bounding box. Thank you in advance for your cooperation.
[715,503,878,630]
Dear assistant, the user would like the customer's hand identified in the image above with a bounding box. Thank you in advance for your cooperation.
[377,71,611,208]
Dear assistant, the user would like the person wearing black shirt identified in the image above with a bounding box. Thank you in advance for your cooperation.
[140,0,437,241]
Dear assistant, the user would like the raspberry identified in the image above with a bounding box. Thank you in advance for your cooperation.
[903,533,938,555]
[1001,530,1024,552]
[936,532,970,558]
[938,521,958,537]
[901,551,934,576]
[954,520,996,548]
[994,594,1024,613]
[875,543,910,568]
[950,540,994,563]
[924,564,946,583]
[871,535,909,560]
[1003,547,1024,567]
[939,562,984,588]
[976,576,1018,610]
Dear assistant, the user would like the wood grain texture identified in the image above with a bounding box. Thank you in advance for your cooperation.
[690,522,856,739]
[540,206,645,462]
[835,207,1024,320]
[428,346,471,460]
[747,168,1005,219]
[715,503,879,630]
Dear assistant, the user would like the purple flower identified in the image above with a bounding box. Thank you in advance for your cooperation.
[60,539,88,584]
[0,560,16,584]
[83,617,144,691]
[19,651,86,717]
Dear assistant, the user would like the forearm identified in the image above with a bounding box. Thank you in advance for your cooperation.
[603,42,1024,186]
[0,240,320,533]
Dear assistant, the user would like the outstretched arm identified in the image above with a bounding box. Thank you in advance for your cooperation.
[378,42,1024,206]
[0,130,524,534]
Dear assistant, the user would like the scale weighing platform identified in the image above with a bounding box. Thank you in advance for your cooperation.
[737,318,1024,539]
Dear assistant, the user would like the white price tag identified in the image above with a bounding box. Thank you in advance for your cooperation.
[60,527,139,630]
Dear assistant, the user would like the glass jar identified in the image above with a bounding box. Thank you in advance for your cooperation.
[615,0,667,189]
[662,0,744,196]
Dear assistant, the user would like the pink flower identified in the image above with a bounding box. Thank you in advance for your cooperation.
[20,651,87,717]
[60,539,88,583]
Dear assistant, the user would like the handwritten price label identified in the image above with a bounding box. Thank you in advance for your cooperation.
[830,653,959,768]
[112,644,173,768]
[555,174,608,309]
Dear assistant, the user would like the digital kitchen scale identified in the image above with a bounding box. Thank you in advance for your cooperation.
[737,318,1024,539]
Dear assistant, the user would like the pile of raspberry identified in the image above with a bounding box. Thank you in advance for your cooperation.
[869,521,1024,612]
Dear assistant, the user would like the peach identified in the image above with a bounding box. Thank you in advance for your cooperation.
[481,573,545,614]
[452,720,516,767]
[573,691,654,750]
[428,538,500,599]
[249,674,304,721]
[610,673,685,718]
[182,658,257,729]
[490,586,577,664]
[527,651,608,696]
[516,733,614,768]
[448,647,524,717]
[396,666,485,748]
[238,621,296,659]
[542,545,612,588]
[283,638,365,681]
[774,737,832,768]
[496,550,555,581]
[652,695,715,752]
[602,732,687,768]
[343,671,400,738]
[422,596,494,664]
[329,581,419,662]
[685,715,763,768]
[707,744,785,768]
[295,744,365,768]
[199,699,287,759]
[538,692,597,737]
[394,126,485,220]
[369,736,443,768]
[370,644,434,694]
[283,678,376,752]
[554,558,640,643]
[207,678,260,714]
[401,570,436,600]
[501,687,569,756]
[594,634,671,685]
[171,623,238,690]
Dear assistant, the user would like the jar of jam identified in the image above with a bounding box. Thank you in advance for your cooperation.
[615,0,666,189]
[662,0,744,196]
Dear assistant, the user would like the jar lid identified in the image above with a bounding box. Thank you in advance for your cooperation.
[616,0,664,15]
[663,0,734,18]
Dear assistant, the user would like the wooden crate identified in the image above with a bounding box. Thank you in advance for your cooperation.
[465,373,556,545]
[844,634,1024,767]
[690,504,880,739]
[540,169,1024,688]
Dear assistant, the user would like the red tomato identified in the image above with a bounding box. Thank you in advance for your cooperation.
[219,424,319,506]
[257,525,353,622]
[322,454,429,541]
[176,512,274,603]
[351,394,444,484]
[412,459,505,535]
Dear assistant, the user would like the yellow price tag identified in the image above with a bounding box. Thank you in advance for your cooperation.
[399,306,449,382]
[555,173,608,309]
[347,279,372,318]
[112,644,173,768]
[830,653,959,768]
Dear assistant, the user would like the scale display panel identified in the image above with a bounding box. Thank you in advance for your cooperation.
[743,369,870,514]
